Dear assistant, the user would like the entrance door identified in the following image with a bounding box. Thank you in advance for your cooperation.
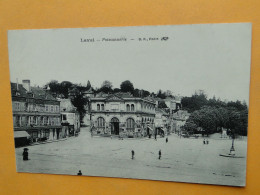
[111,117,120,135]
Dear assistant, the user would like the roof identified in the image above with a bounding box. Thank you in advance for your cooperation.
[59,99,77,112]
[11,82,57,101]
[155,108,169,116]
[14,131,30,138]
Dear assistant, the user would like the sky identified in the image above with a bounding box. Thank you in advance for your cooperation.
[8,23,252,103]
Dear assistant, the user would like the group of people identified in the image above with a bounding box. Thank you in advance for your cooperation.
[203,139,209,145]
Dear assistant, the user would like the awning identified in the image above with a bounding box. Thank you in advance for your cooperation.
[147,126,153,131]
[14,131,30,138]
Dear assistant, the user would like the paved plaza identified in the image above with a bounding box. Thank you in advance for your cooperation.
[15,127,247,186]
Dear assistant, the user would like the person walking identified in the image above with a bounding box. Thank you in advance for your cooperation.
[206,139,209,144]
[166,137,168,143]
[131,150,135,160]
[23,148,29,161]
[77,170,82,175]
[203,139,206,145]
[158,150,161,160]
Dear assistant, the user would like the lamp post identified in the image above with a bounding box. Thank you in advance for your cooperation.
[230,131,235,156]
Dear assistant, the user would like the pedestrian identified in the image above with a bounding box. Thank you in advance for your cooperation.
[203,139,206,145]
[206,139,209,144]
[158,150,161,160]
[166,137,168,143]
[131,150,135,159]
[155,134,157,141]
[77,170,82,175]
[23,148,29,161]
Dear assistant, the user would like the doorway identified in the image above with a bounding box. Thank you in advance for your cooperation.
[111,117,120,135]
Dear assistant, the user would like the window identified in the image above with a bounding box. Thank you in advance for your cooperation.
[126,104,130,111]
[97,117,105,128]
[97,104,100,111]
[56,106,59,113]
[131,104,134,111]
[50,106,54,112]
[62,114,67,120]
[33,116,37,125]
[101,104,104,111]
[45,105,49,112]
[14,102,20,111]
[126,118,135,131]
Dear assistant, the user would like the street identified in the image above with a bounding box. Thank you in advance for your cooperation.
[15,127,247,186]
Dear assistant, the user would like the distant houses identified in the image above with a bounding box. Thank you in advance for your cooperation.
[11,80,81,147]
[11,79,191,145]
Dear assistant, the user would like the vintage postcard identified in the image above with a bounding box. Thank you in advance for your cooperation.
[8,23,251,186]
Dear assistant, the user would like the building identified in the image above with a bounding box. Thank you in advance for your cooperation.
[90,92,156,138]
[171,110,190,134]
[164,97,182,114]
[154,108,170,136]
[59,99,80,137]
[11,80,62,147]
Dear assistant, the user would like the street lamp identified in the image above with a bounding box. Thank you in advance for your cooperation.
[230,131,235,156]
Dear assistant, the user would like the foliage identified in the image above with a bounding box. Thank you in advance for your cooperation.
[86,80,91,90]
[99,80,113,93]
[157,90,166,99]
[120,80,134,94]
[71,92,88,124]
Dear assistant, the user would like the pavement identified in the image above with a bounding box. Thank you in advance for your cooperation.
[15,127,247,186]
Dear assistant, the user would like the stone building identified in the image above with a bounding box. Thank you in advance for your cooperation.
[11,80,62,147]
[171,110,190,134]
[59,99,80,137]
[154,108,170,136]
[90,92,156,138]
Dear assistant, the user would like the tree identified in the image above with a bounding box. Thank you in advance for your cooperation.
[183,121,197,135]
[86,80,91,90]
[71,92,88,124]
[120,80,134,94]
[100,80,113,93]
[113,88,121,93]
[157,90,166,99]
[181,90,208,112]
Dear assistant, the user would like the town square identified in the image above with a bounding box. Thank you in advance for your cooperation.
[15,127,247,186]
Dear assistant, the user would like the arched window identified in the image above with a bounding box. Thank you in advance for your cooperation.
[126,104,130,111]
[97,104,100,111]
[131,104,134,111]
[126,118,135,131]
[101,104,104,111]
[97,117,105,128]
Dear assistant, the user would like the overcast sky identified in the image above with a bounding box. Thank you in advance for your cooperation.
[8,23,251,103]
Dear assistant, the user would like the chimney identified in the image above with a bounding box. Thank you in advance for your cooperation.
[22,80,31,92]
[16,78,19,90]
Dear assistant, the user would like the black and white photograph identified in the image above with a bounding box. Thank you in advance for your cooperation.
[8,23,251,186]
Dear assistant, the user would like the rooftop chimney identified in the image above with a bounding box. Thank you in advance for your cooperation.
[22,80,31,92]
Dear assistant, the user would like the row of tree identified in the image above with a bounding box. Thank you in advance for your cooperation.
[182,91,248,136]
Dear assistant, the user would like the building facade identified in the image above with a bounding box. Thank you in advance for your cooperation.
[90,93,156,138]
[59,99,80,137]
[11,80,62,147]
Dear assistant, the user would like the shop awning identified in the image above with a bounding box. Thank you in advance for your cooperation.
[14,131,30,138]
[147,126,153,131]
